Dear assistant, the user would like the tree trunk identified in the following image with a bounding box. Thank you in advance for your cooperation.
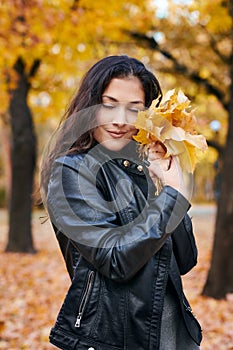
[5,57,37,253]
[202,21,233,298]
[0,114,12,206]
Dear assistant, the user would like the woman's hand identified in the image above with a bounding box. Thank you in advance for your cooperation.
[148,142,188,199]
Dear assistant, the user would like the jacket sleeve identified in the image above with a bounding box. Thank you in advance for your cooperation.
[171,214,198,275]
[47,156,191,282]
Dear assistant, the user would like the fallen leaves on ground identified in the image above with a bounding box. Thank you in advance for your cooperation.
[0,206,232,350]
[182,207,233,350]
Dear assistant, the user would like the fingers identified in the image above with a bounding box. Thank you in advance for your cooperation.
[148,155,188,199]
[153,141,167,154]
[148,155,181,185]
[148,141,167,161]
[167,156,172,171]
[148,156,172,186]
[148,141,166,153]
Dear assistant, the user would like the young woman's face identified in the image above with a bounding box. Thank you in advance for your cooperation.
[94,76,145,152]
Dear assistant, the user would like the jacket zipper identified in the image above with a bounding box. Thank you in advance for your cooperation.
[183,299,196,317]
[75,270,95,328]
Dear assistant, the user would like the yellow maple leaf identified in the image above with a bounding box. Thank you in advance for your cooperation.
[133,89,208,173]
[133,128,149,144]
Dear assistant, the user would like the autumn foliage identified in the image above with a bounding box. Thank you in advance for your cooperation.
[133,89,208,173]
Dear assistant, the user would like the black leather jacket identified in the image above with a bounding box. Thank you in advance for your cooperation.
[47,142,202,350]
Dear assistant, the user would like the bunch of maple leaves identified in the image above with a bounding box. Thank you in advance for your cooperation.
[0,208,233,350]
[133,89,208,173]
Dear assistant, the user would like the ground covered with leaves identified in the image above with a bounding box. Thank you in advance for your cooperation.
[0,205,233,350]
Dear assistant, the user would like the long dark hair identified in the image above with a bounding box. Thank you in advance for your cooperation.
[40,55,162,202]
[63,55,162,152]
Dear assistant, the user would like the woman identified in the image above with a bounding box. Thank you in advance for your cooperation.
[41,55,202,349]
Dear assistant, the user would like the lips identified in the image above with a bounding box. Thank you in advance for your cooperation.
[107,130,127,138]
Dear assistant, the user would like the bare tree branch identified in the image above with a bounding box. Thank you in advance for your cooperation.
[207,140,224,155]
[129,31,228,111]
[29,59,41,78]
[200,24,231,65]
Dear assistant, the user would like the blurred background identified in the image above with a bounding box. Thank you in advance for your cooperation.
[0,0,229,209]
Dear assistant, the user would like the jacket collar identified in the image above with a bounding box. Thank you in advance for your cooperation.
[90,140,148,176]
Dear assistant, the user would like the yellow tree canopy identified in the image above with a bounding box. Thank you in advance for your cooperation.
[132,0,232,153]
[0,0,231,136]
[0,0,154,118]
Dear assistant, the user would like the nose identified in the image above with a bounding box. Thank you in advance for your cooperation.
[112,105,127,126]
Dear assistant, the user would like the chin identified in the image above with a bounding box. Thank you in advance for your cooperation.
[101,139,130,152]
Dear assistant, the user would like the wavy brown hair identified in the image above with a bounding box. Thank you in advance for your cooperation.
[40,55,162,202]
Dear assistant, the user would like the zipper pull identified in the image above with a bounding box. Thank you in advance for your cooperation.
[186,306,196,317]
[75,313,82,328]
[183,300,196,317]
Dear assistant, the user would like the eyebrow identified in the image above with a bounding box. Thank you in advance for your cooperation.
[102,95,144,104]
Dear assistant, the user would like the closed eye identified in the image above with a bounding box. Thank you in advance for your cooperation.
[128,107,140,113]
[102,103,116,109]
[128,105,146,113]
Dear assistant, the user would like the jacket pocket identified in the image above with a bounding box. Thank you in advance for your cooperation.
[75,270,95,328]
[90,277,126,348]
